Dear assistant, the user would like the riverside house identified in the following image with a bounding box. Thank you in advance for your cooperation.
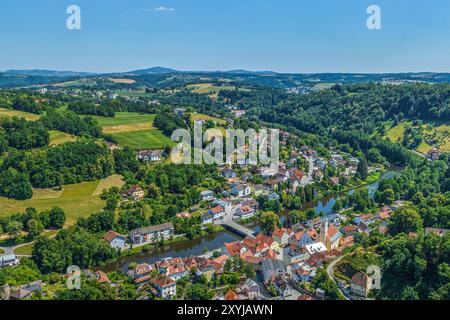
[130,223,175,244]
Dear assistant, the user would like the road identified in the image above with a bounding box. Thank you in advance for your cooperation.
[326,254,350,300]
[0,241,33,257]
[302,155,315,186]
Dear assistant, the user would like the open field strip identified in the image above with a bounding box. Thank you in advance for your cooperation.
[0,175,124,226]
[0,107,40,121]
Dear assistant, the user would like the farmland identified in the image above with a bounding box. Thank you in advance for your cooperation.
[0,175,124,226]
[186,83,250,99]
[0,107,40,121]
[94,112,174,150]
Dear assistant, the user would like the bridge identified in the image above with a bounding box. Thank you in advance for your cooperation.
[220,220,255,238]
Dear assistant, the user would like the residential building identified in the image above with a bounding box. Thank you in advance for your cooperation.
[351,271,372,297]
[209,206,225,220]
[150,274,176,298]
[235,206,255,220]
[122,185,145,200]
[103,230,126,249]
[130,223,174,244]
[230,184,251,197]
[200,190,215,201]
[283,244,310,265]
[221,168,236,179]
[201,213,215,224]
[127,263,153,284]
[138,149,164,162]
[0,254,19,268]
[272,227,291,247]
[9,280,43,300]
[261,259,286,283]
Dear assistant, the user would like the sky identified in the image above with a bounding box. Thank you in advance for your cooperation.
[0,0,449,73]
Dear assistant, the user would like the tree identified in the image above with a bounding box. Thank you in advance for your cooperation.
[0,168,33,200]
[260,211,280,235]
[357,154,368,180]
[49,207,66,229]
[27,219,44,239]
[6,221,23,240]
[389,207,423,235]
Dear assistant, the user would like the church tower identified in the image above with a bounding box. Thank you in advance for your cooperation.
[319,219,329,246]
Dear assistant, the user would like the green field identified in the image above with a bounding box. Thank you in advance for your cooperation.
[0,108,40,121]
[94,112,156,128]
[49,130,77,146]
[189,112,227,126]
[0,175,124,226]
[186,83,251,99]
[94,112,173,150]
[113,129,174,150]
[385,123,406,143]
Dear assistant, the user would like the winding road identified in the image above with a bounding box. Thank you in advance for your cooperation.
[326,254,350,300]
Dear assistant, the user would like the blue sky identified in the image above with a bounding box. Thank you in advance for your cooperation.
[0,0,449,73]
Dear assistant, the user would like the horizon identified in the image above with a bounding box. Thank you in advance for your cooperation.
[1,0,450,73]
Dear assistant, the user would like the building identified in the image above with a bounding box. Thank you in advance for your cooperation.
[272,228,291,247]
[221,168,236,179]
[0,254,19,268]
[122,185,145,200]
[150,274,177,298]
[289,228,319,247]
[318,221,342,250]
[351,271,372,297]
[201,213,215,224]
[9,280,43,300]
[103,230,126,249]
[427,148,441,160]
[138,150,164,162]
[209,206,225,220]
[283,244,310,265]
[261,259,286,283]
[127,263,153,284]
[130,223,174,244]
[305,242,327,255]
[235,206,255,220]
[200,190,215,201]
[230,184,251,197]
[272,276,292,298]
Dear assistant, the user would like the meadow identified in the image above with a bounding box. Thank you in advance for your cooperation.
[94,112,173,150]
[0,175,124,226]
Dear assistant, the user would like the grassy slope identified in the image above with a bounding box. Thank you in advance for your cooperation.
[94,112,173,150]
[0,175,124,226]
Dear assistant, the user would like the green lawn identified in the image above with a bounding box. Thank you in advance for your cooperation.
[94,112,156,127]
[385,123,406,143]
[0,108,40,121]
[49,130,77,146]
[189,112,227,126]
[0,175,123,226]
[94,112,173,150]
[113,129,174,150]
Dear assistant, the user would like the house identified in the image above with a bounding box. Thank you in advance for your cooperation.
[235,206,255,220]
[184,256,217,280]
[200,190,215,201]
[213,199,233,215]
[272,276,292,298]
[351,271,372,297]
[209,206,225,220]
[103,230,126,249]
[173,108,186,117]
[130,223,174,244]
[293,268,312,283]
[0,254,19,268]
[283,244,310,265]
[230,184,251,197]
[122,185,145,200]
[353,214,376,227]
[241,199,259,210]
[289,228,319,247]
[341,225,358,236]
[231,110,246,117]
[224,289,239,300]
[221,168,236,179]
[254,184,267,197]
[377,206,392,220]
[272,227,291,247]
[330,177,340,186]
[127,263,153,284]
[95,270,110,284]
[176,211,192,219]
[427,148,441,160]
[241,172,253,182]
[224,241,248,257]
[267,192,280,201]
[261,259,286,283]
[255,233,280,252]
[138,149,164,162]
[150,274,176,298]
[240,278,261,300]
[157,258,188,281]
[9,280,43,300]
[201,213,215,224]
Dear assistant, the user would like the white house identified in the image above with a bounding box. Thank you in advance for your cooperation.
[0,254,19,268]
[200,190,215,201]
[103,230,127,249]
[235,206,255,220]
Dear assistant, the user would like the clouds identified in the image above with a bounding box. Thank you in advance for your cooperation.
[149,6,176,12]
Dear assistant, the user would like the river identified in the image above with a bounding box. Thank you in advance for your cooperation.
[101,169,401,272]
[100,230,242,272]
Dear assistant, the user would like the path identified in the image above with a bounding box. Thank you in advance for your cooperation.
[302,155,315,185]
[326,254,350,300]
